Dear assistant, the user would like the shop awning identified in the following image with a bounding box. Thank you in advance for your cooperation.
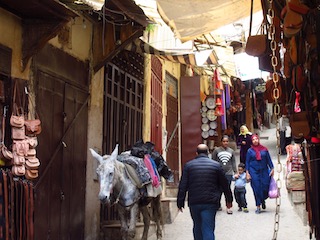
[157,0,262,42]
[125,39,236,79]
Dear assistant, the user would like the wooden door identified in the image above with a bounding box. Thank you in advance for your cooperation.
[32,44,88,240]
[150,56,163,153]
[165,72,179,185]
[180,76,202,167]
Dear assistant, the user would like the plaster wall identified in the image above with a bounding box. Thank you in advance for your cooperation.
[85,68,104,240]
[49,16,92,62]
[0,8,30,79]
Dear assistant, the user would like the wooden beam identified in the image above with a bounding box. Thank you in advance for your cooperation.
[93,28,143,73]
[22,19,70,71]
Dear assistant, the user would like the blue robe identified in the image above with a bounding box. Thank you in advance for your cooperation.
[246,148,274,206]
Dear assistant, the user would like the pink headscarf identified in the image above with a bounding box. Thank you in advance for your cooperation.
[251,134,267,160]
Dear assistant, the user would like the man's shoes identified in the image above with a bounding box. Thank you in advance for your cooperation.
[227,208,233,214]
[262,201,266,209]
[255,208,261,214]
[243,208,249,213]
[238,207,242,212]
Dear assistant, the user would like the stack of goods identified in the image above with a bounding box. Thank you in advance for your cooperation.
[10,83,41,179]
[10,107,27,177]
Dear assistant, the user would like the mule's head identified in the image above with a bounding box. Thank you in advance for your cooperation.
[89,145,119,204]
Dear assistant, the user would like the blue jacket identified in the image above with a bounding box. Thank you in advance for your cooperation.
[177,154,233,208]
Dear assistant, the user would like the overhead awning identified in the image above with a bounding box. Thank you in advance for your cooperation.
[125,39,237,79]
[157,0,262,42]
[125,39,197,65]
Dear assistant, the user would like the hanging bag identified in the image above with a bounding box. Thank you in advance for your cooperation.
[245,0,270,57]
[268,177,280,198]
[10,83,24,128]
[25,93,42,136]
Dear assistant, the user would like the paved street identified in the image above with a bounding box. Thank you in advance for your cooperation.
[155,127,311,240]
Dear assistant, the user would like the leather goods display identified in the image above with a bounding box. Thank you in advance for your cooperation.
[246,34,269,57]
[0,170,35,239]
[13,152,25,165]
[25,169,38,180]
[25,119,41,136]
[25,157,40,170]
[9,115,24,128]
[13,140,29,157]
[245,0,270,57]
[11,125,25,140]
[291,64,307,92]
[26,136,38,148]
[12,165,25,176]
[26,148,36,157]
[289,111,311,138]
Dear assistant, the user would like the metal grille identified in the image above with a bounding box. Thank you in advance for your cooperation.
[102,52,144,223]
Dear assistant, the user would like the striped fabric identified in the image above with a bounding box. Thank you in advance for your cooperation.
[125,39,236,79]
[125,39,197,65]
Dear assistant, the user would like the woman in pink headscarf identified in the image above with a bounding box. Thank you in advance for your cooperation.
[246,134,274,214]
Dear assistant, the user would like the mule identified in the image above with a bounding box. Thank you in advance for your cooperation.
[90,145,163,240]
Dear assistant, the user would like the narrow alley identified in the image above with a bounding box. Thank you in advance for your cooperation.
[152,127,311,240]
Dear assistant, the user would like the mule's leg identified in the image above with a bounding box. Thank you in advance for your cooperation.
[118,206,129,240]
[127,203,139,240]
[140,205,150,240]
[152,196,163,239]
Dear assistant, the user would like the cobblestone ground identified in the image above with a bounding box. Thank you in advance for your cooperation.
[152,127,312,240]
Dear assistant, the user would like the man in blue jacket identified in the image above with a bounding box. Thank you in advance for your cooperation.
[177,144,233,240]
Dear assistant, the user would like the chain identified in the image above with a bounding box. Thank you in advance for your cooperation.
[268,0,282,239]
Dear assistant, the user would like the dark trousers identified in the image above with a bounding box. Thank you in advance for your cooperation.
[234,187,247,208]
[189,204,217,240]
[219,174,233,208]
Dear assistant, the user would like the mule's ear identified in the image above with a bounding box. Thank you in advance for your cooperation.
[110,144,119,160]
[89,148,103,164]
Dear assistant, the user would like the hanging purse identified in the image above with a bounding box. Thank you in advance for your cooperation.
[13,152,25,165]
[245,0,270,57]
[11,125,26,140]
[25,118,41,136]
[26,136,38,148]
[10,115,24,128]
[10,82,25,128]
[12,139,29,156]
[12,165,25,176]
[25,93,42,136]
[290,111,311,138]
[25,169,38,180]
[25,157,40,169]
